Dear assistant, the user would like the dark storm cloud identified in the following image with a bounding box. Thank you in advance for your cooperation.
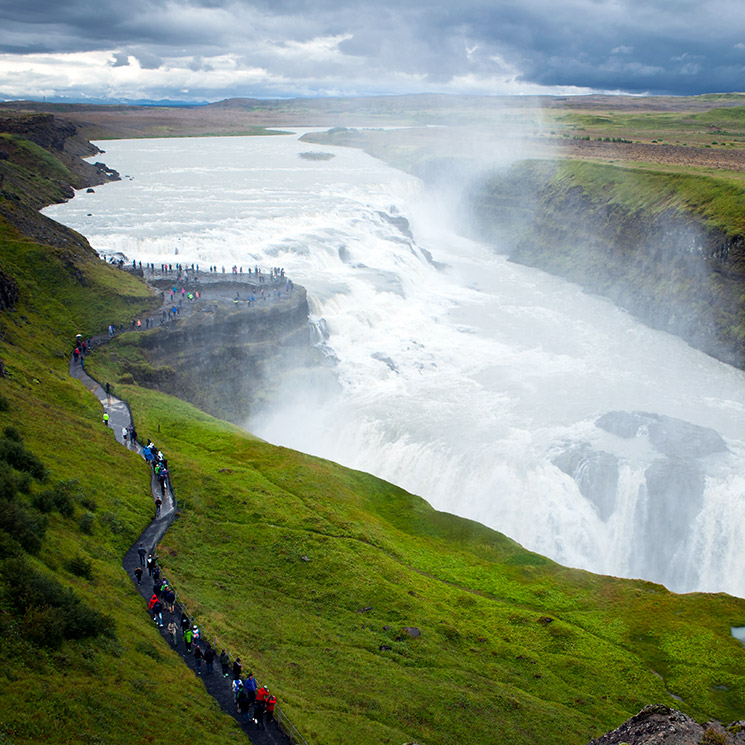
[1,0,744,98]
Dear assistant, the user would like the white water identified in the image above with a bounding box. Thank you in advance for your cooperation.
[45,133,745,596]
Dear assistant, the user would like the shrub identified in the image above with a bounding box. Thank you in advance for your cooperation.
[34,480,79,517]
[78,511,95,535]
[700,728,728,745]
[99,511,125,535]
[0,500,47,553]
[21,605,64,647]
[118,373,135,385]
[0,392,10,412]
[80,496,98,512]
[0,434,47,481]
[49,479,80,517]
[66,555,93,580]
[2,556,114,645]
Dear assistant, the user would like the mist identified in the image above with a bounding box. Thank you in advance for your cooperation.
[43,119,745,597]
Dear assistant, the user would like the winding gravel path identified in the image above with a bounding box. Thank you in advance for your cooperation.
[70,354,293,745]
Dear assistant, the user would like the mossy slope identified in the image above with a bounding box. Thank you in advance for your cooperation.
[80,366,745,745]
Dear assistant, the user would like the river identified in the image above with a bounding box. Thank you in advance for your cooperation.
[44,131,745,596]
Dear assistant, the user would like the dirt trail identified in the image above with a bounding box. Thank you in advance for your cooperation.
[69,354,295,745]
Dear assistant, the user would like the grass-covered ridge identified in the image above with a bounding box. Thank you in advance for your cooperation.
[3,112,745,745]
[86,338,745,745]
[544,159,745,238]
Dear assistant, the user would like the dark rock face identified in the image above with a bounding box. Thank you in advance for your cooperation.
[588,704,745,744]
[0,266,19,311]
[469,164,745,369]
[136,284,324,424]
[596,411,727,458]
[553,445,619,520]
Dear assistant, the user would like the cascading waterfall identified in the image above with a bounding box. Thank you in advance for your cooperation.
[44,132,745,597]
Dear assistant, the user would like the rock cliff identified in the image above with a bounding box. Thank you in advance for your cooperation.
[124,278,321,424]
[469,160,745,369]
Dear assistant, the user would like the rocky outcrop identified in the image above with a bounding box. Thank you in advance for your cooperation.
[588,704,745,744]
[0,111,121,252]
[129,282,322,424]
[469,162,745,369]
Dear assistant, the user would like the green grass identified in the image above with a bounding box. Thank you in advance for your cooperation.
[0,221,249,743]
[3,118,745,745]
[72,368,745,745]
[518,159,745,238]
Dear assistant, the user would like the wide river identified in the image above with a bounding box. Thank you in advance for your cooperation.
[45,132,745,596]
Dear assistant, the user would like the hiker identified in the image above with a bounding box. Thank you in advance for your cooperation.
[192,624,200,643]
[265,693,277,727]
[134,566,143,585]
[204,644,215,674]
[155,496,162,517]
[152,565,161,583]
[183,625,194,652]
[167,619,178,645]
[232,676,243,703]
[146,554,155,576]
[103,412,109,427]
[105,382,111,402]
[219,649,230,678]
[232,657,242,680]
[254,686,268,728]
[193,644,203,675]
[137,543,147,566]
[152,598,163,627]
[244,672,257,707]
[73,347,80,364]
[122,426,128,443]
[237,685,251,724]
[163,585,176,614]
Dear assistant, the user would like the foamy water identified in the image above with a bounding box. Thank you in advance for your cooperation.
[45,132,745,595]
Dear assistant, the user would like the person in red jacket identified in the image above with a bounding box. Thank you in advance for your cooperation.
[264,693,277,726]
[254,686,268,728]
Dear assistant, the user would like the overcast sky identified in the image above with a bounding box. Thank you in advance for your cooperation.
[1,0,744,102]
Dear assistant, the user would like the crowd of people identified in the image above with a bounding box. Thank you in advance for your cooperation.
[135,541,278,731]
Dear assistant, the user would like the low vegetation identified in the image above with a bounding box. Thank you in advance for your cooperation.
[3,104,745,745]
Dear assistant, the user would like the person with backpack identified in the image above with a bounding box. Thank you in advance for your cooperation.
[183,626,194,652]
[163,585,176,614]
[134,566,143,585]
[137,543,147,566]
[265,693,277,727]
[232,676,243,703]
[151,598,163,627]
[244,672,258,709]
[219,649,230,678]
[167,619,178,646]
[232,657,242,680]
[236,685,251,724]
[253,686,268,728]
[204,644,215,674]
[146,554,155,577]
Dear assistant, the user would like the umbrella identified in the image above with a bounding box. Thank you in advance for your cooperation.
[75,333,82,338]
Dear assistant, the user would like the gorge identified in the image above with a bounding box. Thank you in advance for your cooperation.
[43,130,745,599]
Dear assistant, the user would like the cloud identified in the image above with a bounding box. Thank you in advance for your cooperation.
[1,0,745,100]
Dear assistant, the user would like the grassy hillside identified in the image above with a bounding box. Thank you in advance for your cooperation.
[84,341,745,745]
[3,114,745,745]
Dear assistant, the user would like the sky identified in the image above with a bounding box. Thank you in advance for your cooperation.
[1,0,744,102]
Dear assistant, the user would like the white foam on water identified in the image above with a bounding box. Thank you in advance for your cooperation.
[45,132,745,595]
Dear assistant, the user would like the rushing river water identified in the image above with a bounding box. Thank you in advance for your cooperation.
[45,132,745,596]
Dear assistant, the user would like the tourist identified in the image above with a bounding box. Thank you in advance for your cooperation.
[219,649,230,677]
